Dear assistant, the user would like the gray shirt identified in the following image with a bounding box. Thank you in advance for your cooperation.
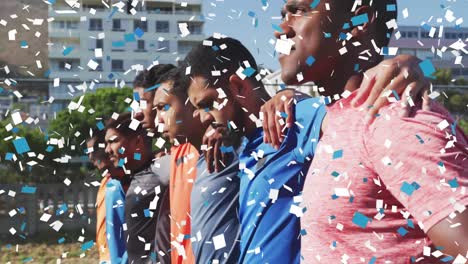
[190,150,241,264]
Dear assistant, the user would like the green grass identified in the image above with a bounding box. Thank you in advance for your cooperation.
[0,231,98,263]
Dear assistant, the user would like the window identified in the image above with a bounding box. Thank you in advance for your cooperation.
[134,20,147,32]
[157,40,170,52]
[445,32,457,39]
[179,22,203,35]
[96,39,103,49]
[89,19,103,31]
[58,61,67,71]
[112,19,124,31]
[136,40,145,51]
[420,32,431,38]
[112,60,124,72]
[156,21,170,33]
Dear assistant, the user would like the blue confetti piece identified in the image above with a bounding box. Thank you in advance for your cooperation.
[331,194,339,200]
[134,153,141,160]
[339,32,347,40]
[118,158,125,167]
[310,0,320,8]
[21,222,26,231]
[144,209,151,217]
[44,69,51,78]
[56,203,68,215]
[342,23,350,29]
[133,92,140,101]
[407,219,415,229]
[324,32,332,38]
[280,112,288,118]
[418,59,436,79]
[331,171,340,177]
[332,150,343,159]
[243,67,256,77]
[300,229,307,236]
[448,178,459,188]
[369,256,377,264]
[62,46,74,56]
[351,14,369,26]
[386,4,396,11]
[397,226,408,236]
[175,120,183,124]
[421,22,431,31]
[164,104,170,111]
[47,0,56,3]
[441,256,454,262]
[261,0,268,7]
[391,90,400,101]
[349,196,354,203]
[248,11,256,17]
[352,212,371,228]
[124,33,136,42]
[134,27,144,38]
[118,147,125,154]
[58,237,65,244]
[220,145,234,153]
[46,146,54,152]
[13,138,31,154]
[144,83,161,92]
[112,41,125,47]
[20,40,28,48]
[400,181,416,196]
[272,24,283,33]
[21,186,36,194]
[363,177,368,182]
[96,121,105,131]
[22,257,33,263]
[81,240,94,251]
[415,134,424,144]
[5,152,14,160]
[306,55,315,66]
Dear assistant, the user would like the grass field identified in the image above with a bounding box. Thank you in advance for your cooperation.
[0,232,98,263]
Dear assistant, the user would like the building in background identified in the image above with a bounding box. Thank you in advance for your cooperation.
[390,25,468,79]
[47,0,204,112]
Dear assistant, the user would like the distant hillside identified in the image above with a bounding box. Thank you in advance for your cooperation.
[0,0,49,78]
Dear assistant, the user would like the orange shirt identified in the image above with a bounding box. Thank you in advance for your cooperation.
[170,144,199,264]
[96,176,110,262]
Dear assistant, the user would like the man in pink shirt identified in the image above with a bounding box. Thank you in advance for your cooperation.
[275,0,468,262]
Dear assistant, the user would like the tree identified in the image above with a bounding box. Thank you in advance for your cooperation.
[48,87,133,156]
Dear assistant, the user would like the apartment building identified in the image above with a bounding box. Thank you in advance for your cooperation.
[48,0,205,112]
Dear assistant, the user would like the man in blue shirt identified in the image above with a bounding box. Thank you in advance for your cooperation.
[177,36,325,263]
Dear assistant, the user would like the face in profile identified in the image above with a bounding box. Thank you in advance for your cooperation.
[153,81,205,143]
[276,0,344,85]
[134,86,156,131]
[86,137,112,171]
[187,76,241,131]
[104,128,145,169]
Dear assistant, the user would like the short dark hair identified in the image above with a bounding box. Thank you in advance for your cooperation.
[133,64,176,94]
[174,37,263,98]
[336,0,397,48]
[105,112,148,144]
[87,129,106,156]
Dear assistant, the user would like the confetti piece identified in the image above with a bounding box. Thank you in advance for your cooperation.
[351,14,369,26]
[352,212,371,228]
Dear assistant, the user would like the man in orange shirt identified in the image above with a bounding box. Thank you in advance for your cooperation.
[86,129,124,263]
[152,69,208,263]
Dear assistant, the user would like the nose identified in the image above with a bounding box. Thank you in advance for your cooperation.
[134,111,144,121]
[105,143,112,156]
[156,111,165,125]
[199,110,214,124]
[274,15,296,39]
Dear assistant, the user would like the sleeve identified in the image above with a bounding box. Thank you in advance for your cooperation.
[365,105,468,232]
[293,97,326,159]
[105,180,128,263]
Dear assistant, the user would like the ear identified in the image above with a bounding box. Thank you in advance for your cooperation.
[228,74,245,98]
[350,6,377,40]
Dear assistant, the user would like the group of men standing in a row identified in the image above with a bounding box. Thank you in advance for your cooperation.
[86,0,467,263]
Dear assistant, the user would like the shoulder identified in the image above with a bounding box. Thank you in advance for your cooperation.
[294,97,326,126]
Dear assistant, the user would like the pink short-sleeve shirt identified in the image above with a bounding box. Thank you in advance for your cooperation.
[302,93,468,263]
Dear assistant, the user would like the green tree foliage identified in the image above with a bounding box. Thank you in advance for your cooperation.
[48,87,132,156]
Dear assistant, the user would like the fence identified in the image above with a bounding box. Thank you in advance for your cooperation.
[0,183,99,236]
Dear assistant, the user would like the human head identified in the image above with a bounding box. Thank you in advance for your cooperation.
[133,64,176,131]
[104,112,152,172]
[153,68,207,147]
[86,129,112,171]
[179,36,269,136]
[276,0,397,87]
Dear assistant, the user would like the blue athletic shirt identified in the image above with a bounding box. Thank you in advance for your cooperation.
[238,97,326,263]
[105,179,128,264]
